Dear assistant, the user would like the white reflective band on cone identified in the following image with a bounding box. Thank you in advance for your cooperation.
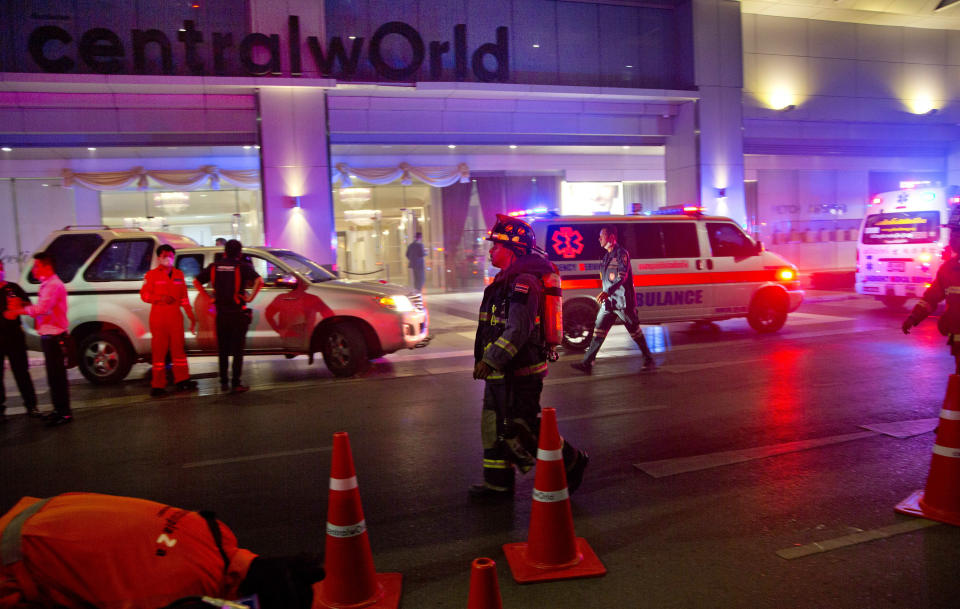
[932,444,960,458]
[939,410,960,421]
[533,488,569,503]
[329,476,358,491]
[537,448,563,462]
[326,520,367,538]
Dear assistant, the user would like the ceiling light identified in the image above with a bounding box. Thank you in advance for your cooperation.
[447,144,456,149]
[509,145,518,149]
[625,65,633,68]
[532,44,540,48]
[243,145,252,149]
[622,145,631,150]
[87,147,97,151]
[1,147,11,152]
[348,36,357,40]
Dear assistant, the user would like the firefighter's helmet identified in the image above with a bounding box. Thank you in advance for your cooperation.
[487,214,536,251]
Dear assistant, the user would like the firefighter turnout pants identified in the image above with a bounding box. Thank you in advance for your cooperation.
[150,305,189,389]
[582,305,653,365]
[481,376,580,491]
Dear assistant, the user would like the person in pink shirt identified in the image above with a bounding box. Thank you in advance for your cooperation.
[5,252,72,426]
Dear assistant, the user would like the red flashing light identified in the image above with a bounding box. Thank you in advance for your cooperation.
[871,196,882,205]
[682,205,704,213]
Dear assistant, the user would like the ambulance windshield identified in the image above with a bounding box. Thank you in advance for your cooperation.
[861,211,940,245]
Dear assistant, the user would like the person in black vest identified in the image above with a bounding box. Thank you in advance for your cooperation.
[194,240,262,393]
[0,259,39,422]
[571,225,655,374]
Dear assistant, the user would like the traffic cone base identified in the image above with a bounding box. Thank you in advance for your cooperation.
[502,537,606,583]
[313,573,402,609]
[895,489,960,527]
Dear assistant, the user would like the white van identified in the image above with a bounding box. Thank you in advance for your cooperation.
[524,211,803,350]
[855,185,959,309]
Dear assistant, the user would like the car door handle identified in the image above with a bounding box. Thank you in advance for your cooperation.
[706,259,714,270]
[696,259,704,270]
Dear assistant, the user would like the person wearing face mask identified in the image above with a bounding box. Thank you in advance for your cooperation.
[5,252,71,426]
[0,259,39,422]
[141,244,198,397]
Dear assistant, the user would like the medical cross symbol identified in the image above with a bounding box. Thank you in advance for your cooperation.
[551,227,585,259]
[898,192,909,204]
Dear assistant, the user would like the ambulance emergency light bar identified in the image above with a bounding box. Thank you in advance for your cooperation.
[507,207,550,217]
[651,204,704,216]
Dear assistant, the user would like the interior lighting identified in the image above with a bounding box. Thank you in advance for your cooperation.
[1,147,11,151]
[87,147,97,151]
[509,145,518,149]
[622,146,631,150]
[532,44,540,48]
[906,95,937,115]
[768,88,795,111]
[348,36,357,40]
[243,145,252,149]
[447,144,456,149]
[625,65,633,68]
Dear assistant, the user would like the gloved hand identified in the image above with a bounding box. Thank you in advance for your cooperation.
[902,317,915,334]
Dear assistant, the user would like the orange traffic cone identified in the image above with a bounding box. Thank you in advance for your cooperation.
[313,432,402,608]
[502,408,606,583]
[896,374,960,526]
[467,557,503,609]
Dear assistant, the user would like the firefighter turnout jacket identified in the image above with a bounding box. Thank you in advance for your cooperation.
[0,493,256,609]
[907,255,960,335]
[475,252,553,381]
[601,243,635,311]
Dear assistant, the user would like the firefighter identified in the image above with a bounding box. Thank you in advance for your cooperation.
[141,245,197,397]
[194,240,262,393]
[902,226,960,373]
[0,492,324,609]
[470,214,589,500]
[571,225,655,374]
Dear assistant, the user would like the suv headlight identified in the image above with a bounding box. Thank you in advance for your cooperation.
[378,295,414,312]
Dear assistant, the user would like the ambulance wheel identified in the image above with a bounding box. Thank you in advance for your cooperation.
[320,322,369,377]
[880,295,908,310]
[562,301,597,351]
[748,291,788,333]
[78,331,133,384]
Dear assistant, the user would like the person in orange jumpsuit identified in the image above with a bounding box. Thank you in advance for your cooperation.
[0,492,324,609]
[141,245,197,397]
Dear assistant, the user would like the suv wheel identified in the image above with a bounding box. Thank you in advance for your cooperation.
[78,332,133,384]
[747,292,788,333]
[562,301,597,351]
[321,323,369,377]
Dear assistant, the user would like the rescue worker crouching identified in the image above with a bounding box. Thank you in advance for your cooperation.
[141,245,198,398]
[470,214,589,501]
[0,492,324,609]
[902,226,960,373]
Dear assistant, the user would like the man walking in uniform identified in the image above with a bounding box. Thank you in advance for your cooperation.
[195,239,262,393]
[571,225,655,374]
[406,231,426,293]
[5,252,72,426]
[141,244,197,397]
[470,214,588,500]
[903,220,960,370]
[0,259,39,422]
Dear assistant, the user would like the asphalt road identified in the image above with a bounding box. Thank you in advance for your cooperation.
[2,291,960,608]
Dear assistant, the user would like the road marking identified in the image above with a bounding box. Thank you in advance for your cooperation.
[556,405,668,422]
[782,311,853,325]
[182,446,332,468]
[659,358,765,374]
[859,418,939,438]
[634,431,878,478]
[775,519,940,560]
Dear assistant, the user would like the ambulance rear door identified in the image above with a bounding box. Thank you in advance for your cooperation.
[628,220,712,321]
[703,221,764,317]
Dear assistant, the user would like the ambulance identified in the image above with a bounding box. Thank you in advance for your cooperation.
[525,209,804,350]
[855,184,960,309]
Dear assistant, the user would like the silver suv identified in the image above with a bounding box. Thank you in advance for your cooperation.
[22,227,429,383]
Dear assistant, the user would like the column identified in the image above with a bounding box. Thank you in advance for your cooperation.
[258,86,336,265]
[664,0,746,226]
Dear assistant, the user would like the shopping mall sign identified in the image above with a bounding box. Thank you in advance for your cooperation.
[27,16,510,82]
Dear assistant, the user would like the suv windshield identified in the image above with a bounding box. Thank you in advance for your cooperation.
[270,250,336,283]
[862,211,940,245]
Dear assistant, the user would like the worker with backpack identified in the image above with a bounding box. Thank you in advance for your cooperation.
[470,214,589,501]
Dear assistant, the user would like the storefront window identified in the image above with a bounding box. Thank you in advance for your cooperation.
[100,188,263,247]
[332,183,438,290]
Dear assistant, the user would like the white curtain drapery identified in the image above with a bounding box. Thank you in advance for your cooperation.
[61,166,261,191]
[332,162,470,188]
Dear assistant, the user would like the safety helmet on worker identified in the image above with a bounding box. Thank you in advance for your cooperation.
[486,213,536,253]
